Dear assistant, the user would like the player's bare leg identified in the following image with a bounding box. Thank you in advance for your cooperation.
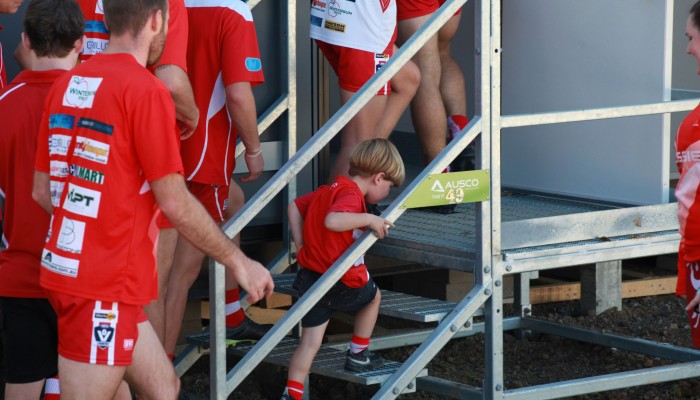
[144,227,179,346]
[398,14,446,164]
[4,381,44,400]
[57,358,126,400]
[163,235,206,356]
[374,51,420,139]
[328,92,388,182]
[352,289,381,338]
[124,321,180,400]
[438,14,466,119]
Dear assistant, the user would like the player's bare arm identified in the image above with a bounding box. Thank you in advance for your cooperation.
[325,212,393,239]
[155,64,199,140]
[151,172,273,302]
[226,81,263,183]
[31,170,52,214]
[287,201,304,249]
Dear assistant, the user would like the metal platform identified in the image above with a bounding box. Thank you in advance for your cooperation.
[370,193,633,270]
[272,273,473,323]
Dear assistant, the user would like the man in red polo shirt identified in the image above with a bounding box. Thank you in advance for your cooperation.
[0,0,83,398]
[32,0,273,396]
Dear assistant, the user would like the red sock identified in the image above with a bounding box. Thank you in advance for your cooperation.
[447,115,469,141]
[349,335,370,354]
[44,375,60,400]
[285,380,305,400]
[226,288,245,328]
[168,353,175,361]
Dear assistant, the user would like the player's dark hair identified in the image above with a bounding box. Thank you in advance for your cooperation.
[104,0,168,37]
[24,0,84,58]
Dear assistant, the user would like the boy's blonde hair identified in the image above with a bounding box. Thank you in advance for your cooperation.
[348,139,405,186]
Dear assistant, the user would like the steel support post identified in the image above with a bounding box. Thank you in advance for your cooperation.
[580,261,622,315]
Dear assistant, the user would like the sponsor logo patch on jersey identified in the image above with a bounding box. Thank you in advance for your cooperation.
[324,20,346,33]
[50,160,70,178]
[82,38,109,56]
[63,76,103,109]
[49,114,75,130]
[50,181,65,207]
[63,183,101,218]
[57,217,86,254]
[41,248,79,277]
[70,164,105,185]
[74,136,110,164]
[310,14,323,27]
[245,57,262,72]
[49,134,72,156]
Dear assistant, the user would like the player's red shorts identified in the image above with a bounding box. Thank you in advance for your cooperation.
[47,291,147,366]
[397,0,461,21]
[316,40,394,95]
[156,181,229,229]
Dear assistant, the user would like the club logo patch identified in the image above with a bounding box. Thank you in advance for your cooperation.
[94,324,114,349]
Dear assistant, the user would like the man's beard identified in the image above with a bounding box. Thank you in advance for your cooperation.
[146,28,166,67]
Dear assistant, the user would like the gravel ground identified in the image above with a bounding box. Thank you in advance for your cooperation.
[180,294,700,400]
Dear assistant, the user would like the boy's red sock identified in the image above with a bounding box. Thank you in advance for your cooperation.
[285,380,305,400]
[226,288,245,328]
[447,115,469,141]
[349,335,370,354]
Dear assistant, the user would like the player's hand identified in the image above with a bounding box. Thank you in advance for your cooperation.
[178,115,198,140]
[230,255,274,304]
[240,151,264,183]
[367,215,393,239]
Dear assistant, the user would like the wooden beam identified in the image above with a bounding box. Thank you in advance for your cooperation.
[530,276,677,305]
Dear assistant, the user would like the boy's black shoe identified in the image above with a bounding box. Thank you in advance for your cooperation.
[344,348,385,372]
[226,317,272,341]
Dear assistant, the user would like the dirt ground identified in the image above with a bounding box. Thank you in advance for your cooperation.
[178,294,700,400]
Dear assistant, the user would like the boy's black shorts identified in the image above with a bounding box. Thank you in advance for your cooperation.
[293,267,378,328]
[0,297,59,383]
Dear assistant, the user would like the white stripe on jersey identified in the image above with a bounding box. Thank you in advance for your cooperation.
[184,0,253,21]
[0,82,26,101]
[187,72,228,182]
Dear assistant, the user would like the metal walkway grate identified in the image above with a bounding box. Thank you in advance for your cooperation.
[370,193,616,269]
[272,273,473,322]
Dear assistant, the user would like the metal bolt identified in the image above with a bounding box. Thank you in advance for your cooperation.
[393,388,400,395]
[464,321,472,328]
[408,382,415,390]
[475,48,481,55]
[524,307,532,315]
[484,267,491,273]
[485,289,492,296]
[495,280,502,287]
[450,324,458,332]
[505,265,512,272]
[496,384,503,391]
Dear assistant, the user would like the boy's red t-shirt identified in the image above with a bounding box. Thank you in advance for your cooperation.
[295,176,369,288]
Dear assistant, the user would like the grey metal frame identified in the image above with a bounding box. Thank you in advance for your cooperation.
[201,0,700,399]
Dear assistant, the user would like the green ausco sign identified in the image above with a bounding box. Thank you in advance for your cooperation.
[402,170,490,209]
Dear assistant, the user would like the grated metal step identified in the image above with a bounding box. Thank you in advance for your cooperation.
[186,335,427,386]
[272,273,477,323]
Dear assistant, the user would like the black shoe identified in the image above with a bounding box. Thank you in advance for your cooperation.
[426,203,456,214]
[366,203,383,216]
[226,317,272,341]
[344,348,385,372]
[449,142,476,173]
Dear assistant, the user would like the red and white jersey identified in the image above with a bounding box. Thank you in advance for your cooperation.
[77,0,189,72]
[310,0,396,54]
[34,53,183,305]
[182,0,264,186]
[0,70,66,298]
[295,176,370,288]
[676,104,700,263]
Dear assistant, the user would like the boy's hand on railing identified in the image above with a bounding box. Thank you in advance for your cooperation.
[366,215,394,239]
